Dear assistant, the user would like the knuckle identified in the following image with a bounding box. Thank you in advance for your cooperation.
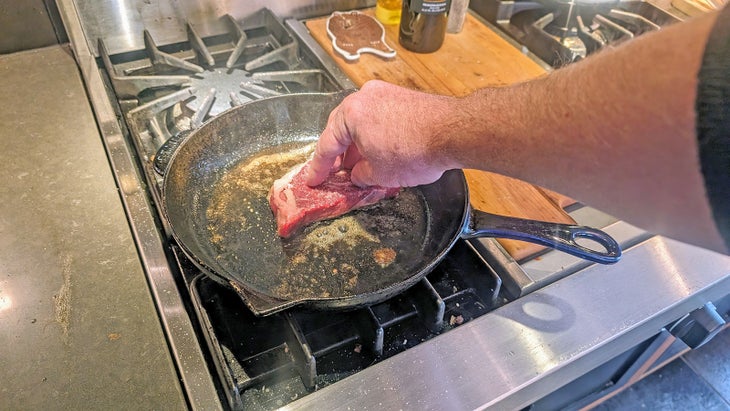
[342,98,363,120]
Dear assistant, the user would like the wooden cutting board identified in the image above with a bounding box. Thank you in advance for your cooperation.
[305,10,576,260]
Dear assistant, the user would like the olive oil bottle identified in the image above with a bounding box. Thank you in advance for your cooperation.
[399,0,451,53]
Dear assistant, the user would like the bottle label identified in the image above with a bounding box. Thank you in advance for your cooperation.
[409,0,451,14]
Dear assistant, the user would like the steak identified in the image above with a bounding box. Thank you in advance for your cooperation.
[269,162,400,238]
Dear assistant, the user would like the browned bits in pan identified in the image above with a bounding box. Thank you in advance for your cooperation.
[373,247,397,268]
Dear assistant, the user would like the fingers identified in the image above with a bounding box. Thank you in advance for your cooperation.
[341,144,362,170]
[306,106,352,186]
[306,150,335,187]
[307,82,406,187]
[332,154,343,170]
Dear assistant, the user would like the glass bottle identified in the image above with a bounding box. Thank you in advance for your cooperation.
[375,0,403,25]
[399,0,451,53]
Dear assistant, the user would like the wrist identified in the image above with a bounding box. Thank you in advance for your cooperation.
[424,95,468,171]
[432,86,524,173]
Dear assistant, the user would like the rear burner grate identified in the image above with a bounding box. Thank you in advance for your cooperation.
[475,0,681,67]
[97,8,339,177]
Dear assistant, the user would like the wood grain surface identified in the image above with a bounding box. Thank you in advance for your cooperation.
[305,9,576,260]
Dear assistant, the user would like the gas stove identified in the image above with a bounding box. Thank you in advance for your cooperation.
[91,8,517,409]
[56,1,730,410]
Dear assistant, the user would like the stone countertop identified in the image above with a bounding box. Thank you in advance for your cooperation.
[0,45,186,409]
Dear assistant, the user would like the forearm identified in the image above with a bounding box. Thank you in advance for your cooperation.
[445,11,727,253]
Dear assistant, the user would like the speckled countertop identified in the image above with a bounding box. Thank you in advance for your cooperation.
[0,45,186,409]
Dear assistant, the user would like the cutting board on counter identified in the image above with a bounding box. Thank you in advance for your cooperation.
[305,10,576,260]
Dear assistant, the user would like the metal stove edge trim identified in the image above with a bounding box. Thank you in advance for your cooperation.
[283,237,730,410]
[56,1,222,409]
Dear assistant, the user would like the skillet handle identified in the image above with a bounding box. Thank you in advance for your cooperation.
[462,210,622,264]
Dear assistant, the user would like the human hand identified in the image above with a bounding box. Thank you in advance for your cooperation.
[306,80,458,188]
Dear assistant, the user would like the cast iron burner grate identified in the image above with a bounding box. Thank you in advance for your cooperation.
[189,240,505,410]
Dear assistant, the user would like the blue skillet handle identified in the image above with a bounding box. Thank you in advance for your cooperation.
[462,209,622,264]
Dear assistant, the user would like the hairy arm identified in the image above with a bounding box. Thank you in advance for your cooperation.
[307,10,728,254]
[449,10,726,253]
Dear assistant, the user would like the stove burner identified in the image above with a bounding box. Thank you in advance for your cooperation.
[183,68,269,117]
[475,0,681,67]
[98,7,340,183]
[576,13,633,53]
[179,68,321,118]
[544,0,579,37]
[532,5,663,64]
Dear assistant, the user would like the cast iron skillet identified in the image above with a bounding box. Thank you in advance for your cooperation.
[161,92,621,316]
